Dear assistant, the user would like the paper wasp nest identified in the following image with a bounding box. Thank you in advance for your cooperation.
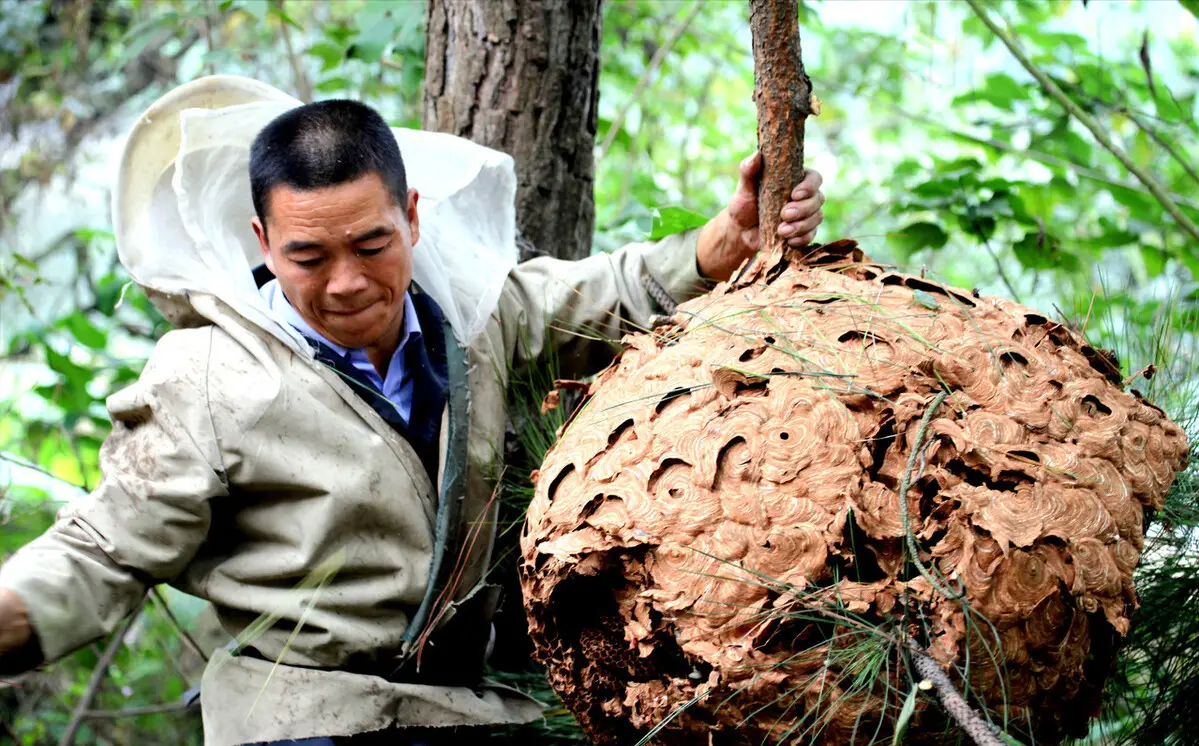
[520,242,1188,745]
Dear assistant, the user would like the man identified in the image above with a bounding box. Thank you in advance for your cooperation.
[0,77,824,745]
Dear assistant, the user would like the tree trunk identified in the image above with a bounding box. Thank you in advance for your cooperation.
[422,0,603,262]
[749,0,811,259]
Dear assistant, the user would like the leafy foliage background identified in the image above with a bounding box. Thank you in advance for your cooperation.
[1,0,1197,744]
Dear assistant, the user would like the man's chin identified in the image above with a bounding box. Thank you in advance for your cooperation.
[323,329,378,349]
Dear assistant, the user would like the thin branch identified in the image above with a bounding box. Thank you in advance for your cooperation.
[0,452,85,493]
[275,0,312,103]
[906,640,1006,746]
[1122,106,1199,188]
[598,1,703,160]
[980,236,1022,305]
[965,0,1199,245]
[149,587,209,664]
[59,598,148,746]
[899,391,963,600]
[80,702,197,720]
[877,99,1199,213]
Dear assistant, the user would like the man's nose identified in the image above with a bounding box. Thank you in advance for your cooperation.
[327,259,370,296]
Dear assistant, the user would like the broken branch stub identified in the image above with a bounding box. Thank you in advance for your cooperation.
[750,0,812,259]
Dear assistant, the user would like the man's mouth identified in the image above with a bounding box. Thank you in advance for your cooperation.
[325,302,376,317]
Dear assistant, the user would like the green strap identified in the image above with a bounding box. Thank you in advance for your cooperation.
[402,319,471,650]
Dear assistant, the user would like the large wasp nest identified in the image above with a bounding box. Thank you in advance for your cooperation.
[520,242,1188,745]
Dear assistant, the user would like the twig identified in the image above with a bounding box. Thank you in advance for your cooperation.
[0,452,85,492]
[979,234,1022,305]
[274,0,312,103]
[59,598,148,746]
[80,702,197,720]
[898,391,963,600]
[598,2,703,159]
[1122,107,1199,188]
[905,639,1006,746]
[149,587,209,664]
[965,0,1199,245]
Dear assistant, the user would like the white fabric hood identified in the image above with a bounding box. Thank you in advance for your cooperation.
[112,75,518,352]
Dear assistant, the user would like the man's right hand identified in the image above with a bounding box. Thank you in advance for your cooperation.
[0,588,32,656]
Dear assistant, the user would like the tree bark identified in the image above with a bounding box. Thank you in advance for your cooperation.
[749,0,811,259]
[422,0,603,262]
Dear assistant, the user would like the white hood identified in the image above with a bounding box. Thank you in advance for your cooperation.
[112,75,517,352]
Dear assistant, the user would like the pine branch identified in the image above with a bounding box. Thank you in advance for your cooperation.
[899,391,963,600]
[965,0,1199,245]
[59,598,148,746]
[906,639,1006,746]
[149,587,209,664]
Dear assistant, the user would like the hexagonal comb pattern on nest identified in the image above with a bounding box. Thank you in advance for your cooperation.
[520,241,1188,746]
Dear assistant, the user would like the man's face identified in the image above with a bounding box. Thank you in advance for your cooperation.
[253,172,419,350]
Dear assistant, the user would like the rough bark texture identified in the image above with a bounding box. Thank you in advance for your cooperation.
[521,243,1188,745]
[749,0,811,259]
[422,0,603,262]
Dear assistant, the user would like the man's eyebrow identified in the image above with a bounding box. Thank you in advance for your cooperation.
[351,226,394,244]
[282,240,322,254]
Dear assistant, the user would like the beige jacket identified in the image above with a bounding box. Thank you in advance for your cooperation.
[0,230,706,745]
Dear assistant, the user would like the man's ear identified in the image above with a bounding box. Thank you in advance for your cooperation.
[405,188,420,246]
[252,217,275,274]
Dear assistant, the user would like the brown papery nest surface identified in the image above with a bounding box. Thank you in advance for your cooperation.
[520,241,1189,745]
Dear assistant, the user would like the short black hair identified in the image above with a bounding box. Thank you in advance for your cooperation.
[249,99,408,226]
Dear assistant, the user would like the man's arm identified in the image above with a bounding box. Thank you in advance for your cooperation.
[0,329,229,673]
[497,153,825,377]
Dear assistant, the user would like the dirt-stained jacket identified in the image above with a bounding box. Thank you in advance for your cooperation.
[0,229,706,746]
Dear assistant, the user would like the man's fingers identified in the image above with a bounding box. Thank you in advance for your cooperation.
[780,191,825,221]
[790,169,824,200]
[786,229,819,247]
[739,151,763,183]
[778,212,823,238]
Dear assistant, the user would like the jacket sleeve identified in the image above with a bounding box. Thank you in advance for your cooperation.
[0,328,229,664]
[497,228,709,378]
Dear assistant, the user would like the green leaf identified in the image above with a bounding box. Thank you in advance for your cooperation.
[73,227,114,243]
[892,685,919,745]
[43,346,90,384]
[1109,185,1159,217]
[1013,231,1080,271]
[1062,130,1093,165]
[890,222,949,256]
[953,72,1029,111]
[13,253,37,271]
[649,207,709,240]
[61,312,108,351]
[315,77,351,94]
[1141,244,1168,277]
[268,7,303,31]
[912,178,961,199]
[307,41,346,71]
[1182,0,1199,20]
[349,4,403,63]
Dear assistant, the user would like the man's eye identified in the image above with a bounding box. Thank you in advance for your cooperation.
[294,257,324,268]
[358,247,386,257]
